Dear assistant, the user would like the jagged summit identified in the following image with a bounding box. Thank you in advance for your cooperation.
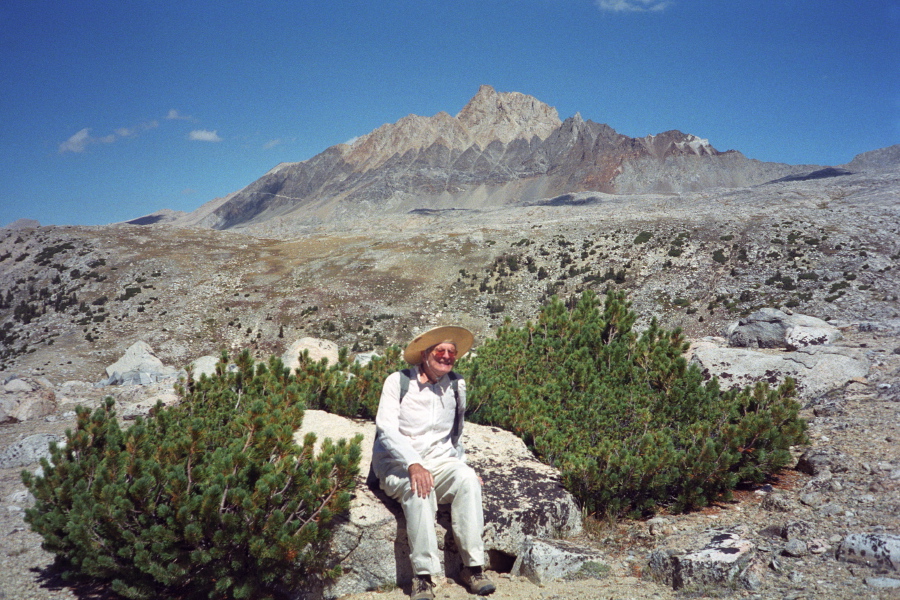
[176,86,815,233]
[456,84,561,146]
[339,85,560,172]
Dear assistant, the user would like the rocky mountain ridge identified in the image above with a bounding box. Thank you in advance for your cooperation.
[1,160,898,387]
[178,86,814,234]
[1,136,899,600]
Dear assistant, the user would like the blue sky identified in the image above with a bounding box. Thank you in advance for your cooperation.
[1,0,898,227]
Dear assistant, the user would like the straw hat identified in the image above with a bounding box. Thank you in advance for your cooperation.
[403,326,474,365]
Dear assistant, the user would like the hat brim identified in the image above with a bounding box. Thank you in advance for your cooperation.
[404,326,474,365]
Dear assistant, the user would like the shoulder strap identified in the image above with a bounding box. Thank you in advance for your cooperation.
[448,371,460,402]
[398,368,460,404]
[399,368,412,403]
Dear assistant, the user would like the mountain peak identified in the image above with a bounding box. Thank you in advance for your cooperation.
[191,86,816,232]
[457,85,561,146]
[341,86,561,170]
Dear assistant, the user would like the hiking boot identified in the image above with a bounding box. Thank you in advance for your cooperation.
[460,566,496,595]
[410,574,435,600]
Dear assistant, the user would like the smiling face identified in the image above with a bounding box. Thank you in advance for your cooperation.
[420,341,458,381]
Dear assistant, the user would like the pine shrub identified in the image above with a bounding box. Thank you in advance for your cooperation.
[293,345,405,419]
[463,290,807,518]
[23,351,361,600]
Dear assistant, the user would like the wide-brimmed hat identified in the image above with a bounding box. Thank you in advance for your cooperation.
[403,326,474,365]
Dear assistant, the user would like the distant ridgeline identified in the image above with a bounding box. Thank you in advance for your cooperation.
[169,85,819,233]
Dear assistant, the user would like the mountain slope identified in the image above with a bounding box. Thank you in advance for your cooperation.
[181,86,816,233]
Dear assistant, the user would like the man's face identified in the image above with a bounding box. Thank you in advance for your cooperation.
[422,342,457,378]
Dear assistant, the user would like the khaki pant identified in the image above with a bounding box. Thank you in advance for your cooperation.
[379,457,485,577]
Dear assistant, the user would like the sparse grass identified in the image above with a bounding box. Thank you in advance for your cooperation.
[564,561,612,581]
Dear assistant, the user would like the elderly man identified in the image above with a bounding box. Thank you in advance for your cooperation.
[371,326,495,600]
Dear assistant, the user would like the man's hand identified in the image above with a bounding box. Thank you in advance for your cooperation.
[408,463,433,499]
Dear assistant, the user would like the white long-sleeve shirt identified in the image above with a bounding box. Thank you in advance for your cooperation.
[371,366,466,479]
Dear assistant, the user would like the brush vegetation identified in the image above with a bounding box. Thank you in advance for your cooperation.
[464,291,807,518]
[24,351,361,600]
[23,291,806,596]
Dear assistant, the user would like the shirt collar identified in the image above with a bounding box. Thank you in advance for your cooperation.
[414,364,448,385]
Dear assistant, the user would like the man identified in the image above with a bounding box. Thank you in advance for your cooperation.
[371,326,495,600]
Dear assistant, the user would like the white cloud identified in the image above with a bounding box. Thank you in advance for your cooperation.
[59,118,163,153]
[58,128,92,153]
[263,138,283,149]
[189,129,223,142]
[166,109,192,120]
[596,0,672,12]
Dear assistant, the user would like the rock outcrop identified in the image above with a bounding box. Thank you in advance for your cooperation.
[691,311,867,399]
[281,337,340,371]
[649,528,761,591]
[1,377,56,423]
[294,410,582,598]
[691,344,869,400]
[0,433,61,469]
[188,355,219,378]
[727,308,842,349]
[837,534,900,571]
[103,341,182,385]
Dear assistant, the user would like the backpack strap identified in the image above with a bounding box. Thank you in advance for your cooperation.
[399,368,412,403]
[448,371,460,404]
[399,368,460,405]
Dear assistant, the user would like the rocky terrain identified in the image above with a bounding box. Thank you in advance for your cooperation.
[1,323,898,600]
[1,87,899,599]
[1,157,897,383]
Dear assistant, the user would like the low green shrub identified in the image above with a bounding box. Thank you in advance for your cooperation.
[23,351,361,600]
[290,346,405,420]
[633,231,653,245]
[464,291,807,518]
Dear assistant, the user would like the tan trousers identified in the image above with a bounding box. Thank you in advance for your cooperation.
[379,457,485,577]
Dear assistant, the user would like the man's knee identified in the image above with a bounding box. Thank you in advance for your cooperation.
[452,464,481,494]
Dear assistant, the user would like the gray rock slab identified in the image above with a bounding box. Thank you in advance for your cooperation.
[785,324,842,350]
[0,433,62,468]
[105,341,179,379]
[511,537,607,584]
[726,308,840,349]
[691,345,869,399]
[189,355,219,378]
[4,378,33,393]
[0,384,57,423]
[353,352,379,367]
[837,533,900,571]
[648,528,759,591]
[282,337,340,372]
[866,577,900,589]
